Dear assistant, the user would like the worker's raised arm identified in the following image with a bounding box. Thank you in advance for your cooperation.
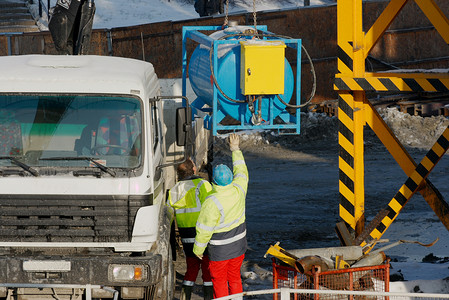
[229,134,249,193]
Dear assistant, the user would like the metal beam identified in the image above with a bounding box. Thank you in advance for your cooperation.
[335,72,449,92]
[364,0,408,58]
[337,0,367,238]
[336,0,449,247]
[364,101,449,234]
[415,0,449,44]
[358,127,449,250]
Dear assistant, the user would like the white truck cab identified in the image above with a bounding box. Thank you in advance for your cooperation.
[0,55,186,299]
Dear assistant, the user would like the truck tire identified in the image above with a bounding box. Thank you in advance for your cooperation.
[156,247,175,299]
[153,215,175,300]
[143,247,174,300]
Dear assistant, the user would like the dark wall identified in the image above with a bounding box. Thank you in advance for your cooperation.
[2,0,449,103]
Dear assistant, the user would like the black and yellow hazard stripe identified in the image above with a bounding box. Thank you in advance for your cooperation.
[337,43,353,74]
[338,93,356,231]
[360,126,449,247]
[335,75,449,92]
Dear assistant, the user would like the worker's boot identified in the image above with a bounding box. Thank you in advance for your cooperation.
[180,285,193,300]
[203,285,214,300]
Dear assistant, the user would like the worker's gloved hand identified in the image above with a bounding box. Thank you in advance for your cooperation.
[196,253,203,260]
[229,133,240,151]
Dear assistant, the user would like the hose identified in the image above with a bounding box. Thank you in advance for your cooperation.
[208,32,317,109]
[208,34,246,104]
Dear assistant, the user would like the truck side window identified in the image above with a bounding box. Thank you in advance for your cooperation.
[151,103,159,152]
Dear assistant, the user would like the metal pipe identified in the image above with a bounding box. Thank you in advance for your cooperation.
[287,246,363,263]
[86,284,92,300]
[7,35,12,56]
[348,252,387,290]
[102,286,119,300]
[371,238,438,255]
[351,251,386,268]
[295,255,332,275]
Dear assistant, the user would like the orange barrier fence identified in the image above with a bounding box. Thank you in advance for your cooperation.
[272,258,390,300]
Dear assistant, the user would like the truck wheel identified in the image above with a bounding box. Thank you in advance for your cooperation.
[156,247,175,300]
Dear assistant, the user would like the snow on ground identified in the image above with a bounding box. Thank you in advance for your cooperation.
[380,107,449,149]
[91,0,334,29]
[31,0,336,30]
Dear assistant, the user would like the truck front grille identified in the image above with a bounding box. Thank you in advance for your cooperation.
[0,195,152,242]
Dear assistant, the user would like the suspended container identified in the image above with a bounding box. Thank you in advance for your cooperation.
[182,25,302,135]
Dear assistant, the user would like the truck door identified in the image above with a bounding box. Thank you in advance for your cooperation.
[150,100,164,203]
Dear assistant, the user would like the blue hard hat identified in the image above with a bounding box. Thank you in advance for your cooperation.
[213,164,233,186]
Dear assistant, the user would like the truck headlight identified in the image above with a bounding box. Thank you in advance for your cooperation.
[109,264,147,282]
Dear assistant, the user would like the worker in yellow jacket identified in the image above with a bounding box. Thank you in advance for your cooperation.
[193,133,248,298]
[167,158,213,300]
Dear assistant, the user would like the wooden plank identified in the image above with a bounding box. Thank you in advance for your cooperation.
[0,35,8,56]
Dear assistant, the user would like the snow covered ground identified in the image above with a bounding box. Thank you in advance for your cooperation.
[34,0,335,29]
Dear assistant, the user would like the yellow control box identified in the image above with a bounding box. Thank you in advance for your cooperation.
[240,40,286,95]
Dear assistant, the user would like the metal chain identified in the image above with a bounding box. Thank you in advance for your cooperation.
[253,0,257,34]
[223,0,229,27]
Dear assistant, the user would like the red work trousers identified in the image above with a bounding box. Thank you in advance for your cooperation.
[183,255,212,285]
[209,254,245,298]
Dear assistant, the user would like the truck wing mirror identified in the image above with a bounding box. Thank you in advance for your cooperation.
[176,106,192,147]
[157,96,192,170]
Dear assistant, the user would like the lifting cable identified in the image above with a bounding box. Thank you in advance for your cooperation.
[223,0,229,27]
[252,0,259,38]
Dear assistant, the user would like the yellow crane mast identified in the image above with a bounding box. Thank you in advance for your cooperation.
[335,0,449,253]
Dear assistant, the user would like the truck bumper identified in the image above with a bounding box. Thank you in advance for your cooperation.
[0,254,162,287]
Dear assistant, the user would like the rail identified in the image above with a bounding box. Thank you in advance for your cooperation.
[215,288,449,300]
[38,0,50,21]
[0,33,23,56]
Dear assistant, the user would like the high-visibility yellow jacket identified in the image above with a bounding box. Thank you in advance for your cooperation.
[167,176,212,257]
[193,150,249,261]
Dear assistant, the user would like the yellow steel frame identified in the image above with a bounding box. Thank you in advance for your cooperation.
[366,127,449,241]
[336,0,449,252]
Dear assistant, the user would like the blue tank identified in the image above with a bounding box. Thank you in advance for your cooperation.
[188,26,295,124]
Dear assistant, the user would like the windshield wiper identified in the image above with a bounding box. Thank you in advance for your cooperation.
[0,156,39,177]
[40,157,116,177]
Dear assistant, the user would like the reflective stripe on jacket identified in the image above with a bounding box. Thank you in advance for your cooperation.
[193,150,249,261]
[167,176,212,247]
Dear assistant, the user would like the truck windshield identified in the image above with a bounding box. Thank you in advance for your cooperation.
[0,94,142,169]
